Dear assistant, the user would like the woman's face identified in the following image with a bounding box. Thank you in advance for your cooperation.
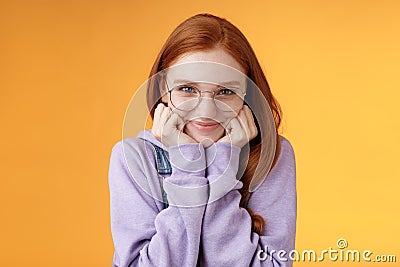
[162,48,246,145]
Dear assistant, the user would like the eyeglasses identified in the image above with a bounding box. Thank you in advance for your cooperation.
[166,82,246,112]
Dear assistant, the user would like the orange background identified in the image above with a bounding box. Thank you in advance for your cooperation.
[1,0,399,266]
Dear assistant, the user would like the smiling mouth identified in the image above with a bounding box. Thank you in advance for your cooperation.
[189,120,221,131]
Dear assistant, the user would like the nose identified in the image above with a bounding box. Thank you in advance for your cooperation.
[200,91,214,99]
[195,92,218,117]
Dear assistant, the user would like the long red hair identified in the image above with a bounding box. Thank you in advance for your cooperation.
[146,13,282,235]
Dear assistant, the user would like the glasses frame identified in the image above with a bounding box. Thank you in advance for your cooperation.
[165,80,247,112]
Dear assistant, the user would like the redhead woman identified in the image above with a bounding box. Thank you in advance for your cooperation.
[108,13,297,266]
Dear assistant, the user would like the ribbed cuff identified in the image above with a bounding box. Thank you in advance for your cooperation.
[167,143,206,177]
[205,142,242,203]
[205,142,241,181]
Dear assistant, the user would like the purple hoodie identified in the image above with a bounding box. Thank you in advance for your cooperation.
[108,130,297,266]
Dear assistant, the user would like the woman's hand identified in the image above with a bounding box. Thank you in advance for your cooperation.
[151,103,196,147]
[218,105,258,148]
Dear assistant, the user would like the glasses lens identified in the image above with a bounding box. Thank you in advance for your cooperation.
[170,86,200,111]
[214,88,244,111]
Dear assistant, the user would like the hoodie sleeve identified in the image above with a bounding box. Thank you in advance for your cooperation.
[199,139,297,266]
[108,140,208,267]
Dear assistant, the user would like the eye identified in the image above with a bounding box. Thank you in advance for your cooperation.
[217,87,235,95]
[176,85,197,93]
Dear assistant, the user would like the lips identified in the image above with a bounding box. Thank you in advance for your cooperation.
[189,120,220,131]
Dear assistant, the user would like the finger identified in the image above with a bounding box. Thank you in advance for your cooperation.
[159,107,172,134]
[222,117,234,134]
[171,112,186,131]
[237,108,248,127]
[243,106,258,139]
[152,103,165,138]
[229,117,242,135]
[152,103,163,127]
[164,111,179,130]
[243,106,258,141]
[175,113,186,131]
[158,104,169,130]
[221,118,231,132]
[237,109,249,136]
[243,105,254,123]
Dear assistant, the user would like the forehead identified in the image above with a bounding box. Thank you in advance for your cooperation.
[164,49,247,88]
[165,62,246,89]
[174,49,245,73]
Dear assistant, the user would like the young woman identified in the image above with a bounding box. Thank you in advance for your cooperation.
[108,13,297,266]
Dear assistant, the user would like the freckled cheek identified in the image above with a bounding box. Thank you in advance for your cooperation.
[171,108,186,118]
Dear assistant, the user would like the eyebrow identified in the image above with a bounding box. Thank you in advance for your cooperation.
[172,79,242,88]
